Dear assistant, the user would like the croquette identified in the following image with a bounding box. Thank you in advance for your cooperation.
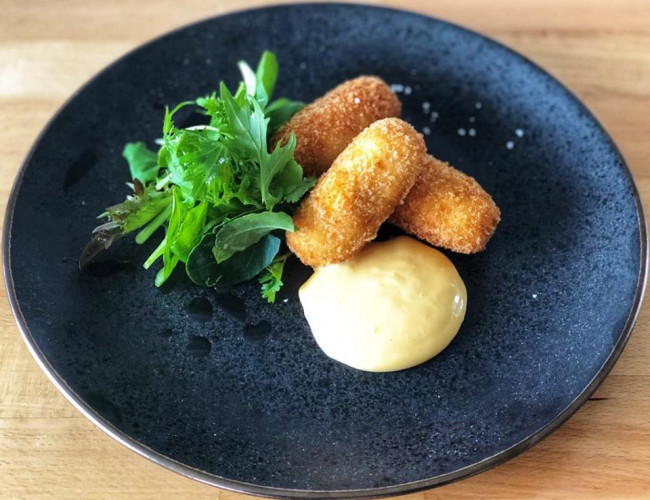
[287,118,426,267]
[390,155,500,253]
[272,76,401,177]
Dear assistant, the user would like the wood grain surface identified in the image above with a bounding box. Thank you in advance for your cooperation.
[1,1,649,498]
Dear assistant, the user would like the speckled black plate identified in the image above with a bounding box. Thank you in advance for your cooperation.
[4,3,647,498]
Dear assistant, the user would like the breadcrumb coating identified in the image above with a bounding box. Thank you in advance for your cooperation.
[272,76,401,176]
[287,118,426,267]
[390,155,501,253]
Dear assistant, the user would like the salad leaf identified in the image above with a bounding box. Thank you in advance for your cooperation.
[156,252,179,287]
[266,98,304,135]
[151,187,185,285]
[212,211,294,263]
[170,201,208,262]
[238,60,257,97]
[219,83,266,158]
[82,51,312,301]
[79,230,121,270]
[283,176,317,203]
[259,253,289,303]
[123,142,159,183]
[187,232,281,287]
[260,134,299,209]
[219,84,307,210]
[135,203,172,244]
[101,185,172,235]
[270,159,315,203]
[254,50,278,108]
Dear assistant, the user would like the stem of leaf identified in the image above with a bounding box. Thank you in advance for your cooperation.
[155,174,172,190]
[135,205,172,244]
[272,251,291,264]
[143,237,166,269]
[184,125,221,133]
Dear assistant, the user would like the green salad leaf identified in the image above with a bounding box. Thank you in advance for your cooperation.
[259,253,289,303]
[266,98,305,135]
[101,185,172,235]
[123,142,159,184]
[186,232,281,287]
[213,211,294,263]
[80,50,309,302]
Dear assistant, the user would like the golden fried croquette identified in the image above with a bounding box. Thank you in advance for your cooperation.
[390,155,500,253]
[272,76,401,177]
[287,118,426,267]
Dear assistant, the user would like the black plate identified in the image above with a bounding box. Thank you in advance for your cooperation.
[4,3,647,498]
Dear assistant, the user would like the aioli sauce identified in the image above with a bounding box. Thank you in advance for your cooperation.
[299,236,467,372]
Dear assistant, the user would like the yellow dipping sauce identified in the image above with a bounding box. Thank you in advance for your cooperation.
[299,236,467,372]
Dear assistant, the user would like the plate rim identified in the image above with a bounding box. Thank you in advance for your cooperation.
[3,2,648,498]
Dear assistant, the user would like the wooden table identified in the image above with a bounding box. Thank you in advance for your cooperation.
[1,1,649,498]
